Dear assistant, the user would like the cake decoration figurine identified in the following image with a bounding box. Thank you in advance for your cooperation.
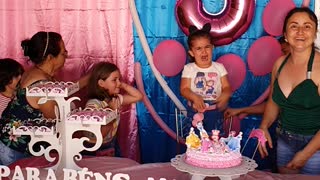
[200,135,211,153]
[184,112,243,168]
[185,127,201,149]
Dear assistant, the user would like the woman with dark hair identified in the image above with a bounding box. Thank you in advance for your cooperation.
[0,31,89,165]
[258,7,320,174]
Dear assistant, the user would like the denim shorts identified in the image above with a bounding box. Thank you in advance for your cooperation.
[0,141,29,165]
[277,129,320,174]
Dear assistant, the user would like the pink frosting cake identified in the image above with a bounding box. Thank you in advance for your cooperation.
[184,127,243,169]
[184,148,242,168]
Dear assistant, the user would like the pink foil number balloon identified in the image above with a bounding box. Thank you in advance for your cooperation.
[175,0,255,46]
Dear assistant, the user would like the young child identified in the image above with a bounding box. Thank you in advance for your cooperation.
[180,23,232,134]
[84,62,143,156]
[0,58,24,116]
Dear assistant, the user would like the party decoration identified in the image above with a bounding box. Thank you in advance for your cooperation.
[129,0,187,116]
[249,129,267,147]
[192,113,204,127]
[247,36,282,76]
[134,62,185,144]
[241,129,267,159]
[216,54,246,92]
[153,40,186,77]
[302,0,311,7]
[175,0,255,46]
[262,0,296,36]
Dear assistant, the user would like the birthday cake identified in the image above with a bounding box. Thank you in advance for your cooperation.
[184,113,242,169]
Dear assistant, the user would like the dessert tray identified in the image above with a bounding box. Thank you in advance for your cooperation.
[26,81,79,97]
[66,107,117,125]
[13,118,56,136]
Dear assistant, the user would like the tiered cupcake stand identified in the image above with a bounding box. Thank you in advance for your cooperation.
[171,154,257,180]
[13,81,116,172]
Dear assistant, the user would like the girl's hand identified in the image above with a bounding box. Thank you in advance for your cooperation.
[120,82,128,89]
[216,93,229,111]
[107,97,118,110]
[192,95,206,112]
[258,128,273,158]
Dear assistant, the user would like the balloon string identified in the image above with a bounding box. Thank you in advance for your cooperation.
[251,142,260,160]
[241,127,255,154]
[228,116,233,135]
[128,0,187,116]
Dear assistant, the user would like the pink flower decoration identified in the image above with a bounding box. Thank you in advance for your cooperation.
[192,113,204,127]
[249,129,267,147]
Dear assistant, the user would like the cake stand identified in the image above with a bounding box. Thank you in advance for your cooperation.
[171,154,257,180]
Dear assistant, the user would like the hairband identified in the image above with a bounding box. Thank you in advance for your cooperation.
[42,32,49,57]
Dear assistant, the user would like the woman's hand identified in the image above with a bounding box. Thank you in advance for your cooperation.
[224,108,243,119]
[258,128,273,158]
[286,151,309,170]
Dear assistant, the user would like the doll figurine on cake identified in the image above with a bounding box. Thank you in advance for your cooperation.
[184,112,243,168]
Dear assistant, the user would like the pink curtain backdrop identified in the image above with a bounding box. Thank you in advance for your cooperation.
[0,0,139,161]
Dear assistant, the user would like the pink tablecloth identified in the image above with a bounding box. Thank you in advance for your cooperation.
[6,156,320,180]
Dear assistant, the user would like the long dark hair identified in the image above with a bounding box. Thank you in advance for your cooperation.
[87,62,119,101]
[21,31,62,65]
[0,58,24,92]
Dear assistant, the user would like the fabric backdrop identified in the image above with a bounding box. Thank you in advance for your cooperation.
[0,0,316,169]
[0,0,139,161]
[133,0,315,169]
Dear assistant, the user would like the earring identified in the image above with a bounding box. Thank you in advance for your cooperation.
[285,38,288,42]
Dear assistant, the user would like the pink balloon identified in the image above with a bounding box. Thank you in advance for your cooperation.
[302,0,311,7]
[216,54,246,92]
[247,36,282,76]
[192,113,204,127]
[175,0,255,46]
[153,40,186,77]
[262,0,296,36]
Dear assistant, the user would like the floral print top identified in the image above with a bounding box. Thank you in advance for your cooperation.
[0,84,55,153]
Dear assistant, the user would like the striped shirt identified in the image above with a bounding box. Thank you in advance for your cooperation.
[0,93,11,117]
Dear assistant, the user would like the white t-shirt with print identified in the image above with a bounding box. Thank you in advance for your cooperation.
[181,62,228,101]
